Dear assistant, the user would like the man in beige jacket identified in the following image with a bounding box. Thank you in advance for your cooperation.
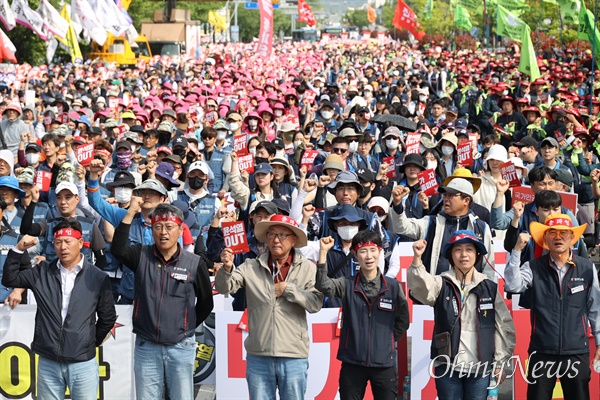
[216,214,324,399]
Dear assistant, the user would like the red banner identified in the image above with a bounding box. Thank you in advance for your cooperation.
[238,153,255,174]
[233,134,248,155]
[383,155,397,179]
[500,161,521,188]
[35,170,52,191]
[392,0,425,40]
[297,0,316,27]
[257,0,274,58]
[418,168,438,196]
[76,143,95,167]
[222,221,250,255]
[304,90,317,104]
[300,149,319,171]
[108,97,119,112]
[457,141,473,166]
[116,125,127,141]
[405,132,421,154]
[512,185,578,216]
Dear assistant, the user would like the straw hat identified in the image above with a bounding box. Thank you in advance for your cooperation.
[529,214,587,250]
[254,214,308,247]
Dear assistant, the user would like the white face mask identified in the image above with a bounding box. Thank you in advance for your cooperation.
[338,225,359,241]
[248,119,258,128]
[249,147,256,156]
[321,111,333,120]
[72,106,80,112]
[293,140,303,150]
[172,171,180,180]
[217,130,227,141]
[419,95,427,102]
[349,141,359,153]
[114,187,133,204]
[275,149,286,158]
[426,161,438,170]
[386,139,399,150]
[441,146,454,156]
[130,144,138,153]
[275,110,283,117]
[502,90,509,96]
[25,153,40,165]
[229,122,239,132]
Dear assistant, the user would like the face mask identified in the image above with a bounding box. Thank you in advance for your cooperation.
[349,141,359,153]
[516,170,523,180]
[275,149,286,158]
[60,142,66,149]
[229,122,239,132]
[72,106,80,112]
[159,132,171,145]
[386,139,399,150]
[274,110,283,117]
[248,119,258,128]
[255,156,269,164]
[249,147,257,156]
[25,153,40,165]
[114,187,133,204]
[293,140,302,150]
[427,161,438,170]
[338,225,359,241]
[441,146,454,156]
[283,132,295,142]
[130,144,138,153]
[188,176,205,190]
[419,95,427,102]
[173,148,186,159]
[172,171,180,180]
[117,152,132,169]
[321,111,333,120]
[382,87,389,94]
[217,130,227,141]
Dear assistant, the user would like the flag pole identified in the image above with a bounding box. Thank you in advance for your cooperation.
[591,0,599,113]
[483,0,489,49]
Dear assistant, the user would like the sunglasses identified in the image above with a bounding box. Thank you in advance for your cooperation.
[332,148,348,154]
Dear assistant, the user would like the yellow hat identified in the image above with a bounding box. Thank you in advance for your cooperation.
[529,214,587,250]
[443,168,482,194]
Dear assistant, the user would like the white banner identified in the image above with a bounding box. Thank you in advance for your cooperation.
[0,0,15,30]
[71,0,107,45]
[36,0,68,39]
[11,0,47,40]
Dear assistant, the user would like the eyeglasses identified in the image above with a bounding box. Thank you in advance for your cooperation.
[442,192,462,199]
[545,229,571,239]
[201,136,216,141]
[267,232,295,241]
[332,148,348,154]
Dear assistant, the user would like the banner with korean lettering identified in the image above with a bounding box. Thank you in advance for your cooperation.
[456,141,473,166]
[76,142,94,167]
[300,149,319,171]
[222,221,250,254]
[383,155,397,178]
[233,134,248,155]
[238,153,255,174]
[512,185,578,215]
[500,161,521,187]
[392,0,424,40]
[417,168,438,196]
[405,132,421,154]
[34,170,52,191]
[256,0,273,58]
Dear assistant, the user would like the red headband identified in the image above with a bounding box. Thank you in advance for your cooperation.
[94,149,112,159]
[151,213,183,225]
[353,242,381,253]
[54,228,82,240]
[546,216,573,228]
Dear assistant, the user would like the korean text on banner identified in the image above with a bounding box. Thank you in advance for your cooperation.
[301,149,319,171]
[76,142,95,167]
[405,132,421,154]
[222,221,250,254]
[500,161,521,187]
[238,153,255,174]
[383,155,397,178]
[457,141,473,166]
[256,0,274,58]
[418,169,438,196]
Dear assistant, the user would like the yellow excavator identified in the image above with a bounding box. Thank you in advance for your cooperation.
[88,34,152,67]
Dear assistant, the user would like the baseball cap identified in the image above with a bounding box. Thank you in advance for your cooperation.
[157,146,173,155]
[437,177,474,198]
[254,163,274,175]
[115,140,132,151]
[554,168,574,188]
[357,168,375,183]
[25,143,42,153]
[514,136,538,148]
[541,137,559,148]
[106,171,136,190]
[249,200,277,215]
[173,136,188,148]
[56,181,79,196]
[272,138,285,150]
[188,161,214,179]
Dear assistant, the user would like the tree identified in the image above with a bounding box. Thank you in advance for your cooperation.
[235,7,293,42]
[345,9,370,29]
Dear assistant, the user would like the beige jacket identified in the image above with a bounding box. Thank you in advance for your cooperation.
[215,251,324,358]
[408,263,516,368]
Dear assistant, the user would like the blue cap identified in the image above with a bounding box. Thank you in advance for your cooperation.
[0,176,26,199]
[327,204,367,231]
[77,114,91,128]
[441,230,487,261]
[254,163,273,175]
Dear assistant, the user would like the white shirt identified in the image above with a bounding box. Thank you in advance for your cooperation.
[57,256,84,323]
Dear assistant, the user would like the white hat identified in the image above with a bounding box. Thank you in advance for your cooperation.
[485,144,508,167]
[56,182,78,195]
[367,196,390,214]
[364,84,373,92]
[96,96,106,105]
[438,177,474,197]
[508,156,527,171]
[188,161,214,180]
[0,149,15,176]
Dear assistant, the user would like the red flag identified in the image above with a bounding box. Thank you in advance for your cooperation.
[0,32,17,63]
[298,0,316,27]
[392,0,425,40]
[257,0,274,58]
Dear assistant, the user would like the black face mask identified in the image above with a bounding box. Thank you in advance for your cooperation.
[188,176,205,190]
[173,148,187,159]
[158,132,171,146]
[186,152,196,163]
[255,157,269,165]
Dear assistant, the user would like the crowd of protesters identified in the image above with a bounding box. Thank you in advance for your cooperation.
[2,39,600,399]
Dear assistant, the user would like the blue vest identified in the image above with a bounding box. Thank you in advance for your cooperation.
[528,254,594,355]
[13,202,50,234]
[204,149,228,194]
[431,277,497,371]
[0,229,22,302]
[44,216,95,264]
[177,191,217,243]
[338,274,400,367]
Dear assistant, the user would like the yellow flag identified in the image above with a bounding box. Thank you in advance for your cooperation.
[58,5,82,62]
[208,10,227,33]
[367,5,377,24]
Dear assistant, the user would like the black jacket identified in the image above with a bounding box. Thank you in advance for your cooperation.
[2,250,116,363]
[111,221,214,345]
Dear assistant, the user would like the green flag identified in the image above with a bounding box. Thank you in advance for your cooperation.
[458,0,480,13]
[496,4,526,42]
[454,5,473,31]
[518,25,541,81]
[557,0,581,24]
[543,0,558,4]
[579,1,600,65]
[496,0,530,16]
[578,1,588,40]
[423,0,433,20]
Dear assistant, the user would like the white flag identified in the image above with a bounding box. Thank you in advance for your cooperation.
[71,0,107,45]
[1,28,15,52]
[89,0,129,37]
[11,0,47,40]
[125,24,138,45]
[46,35,58,63]
[37,0,68,39]
[0,0,15,30]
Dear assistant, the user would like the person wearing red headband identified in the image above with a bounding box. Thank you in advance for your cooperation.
[315,230,409,399]
[2,219,116,399]
[111,202,213,400]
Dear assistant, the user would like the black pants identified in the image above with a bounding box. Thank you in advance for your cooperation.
[339,362,397,400]
[527,352,590,400]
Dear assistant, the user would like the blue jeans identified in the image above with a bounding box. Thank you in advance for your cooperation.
[37,356,98,400]
[246,354,308,400]
[134,335,197,400]
[434,365,490,400]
